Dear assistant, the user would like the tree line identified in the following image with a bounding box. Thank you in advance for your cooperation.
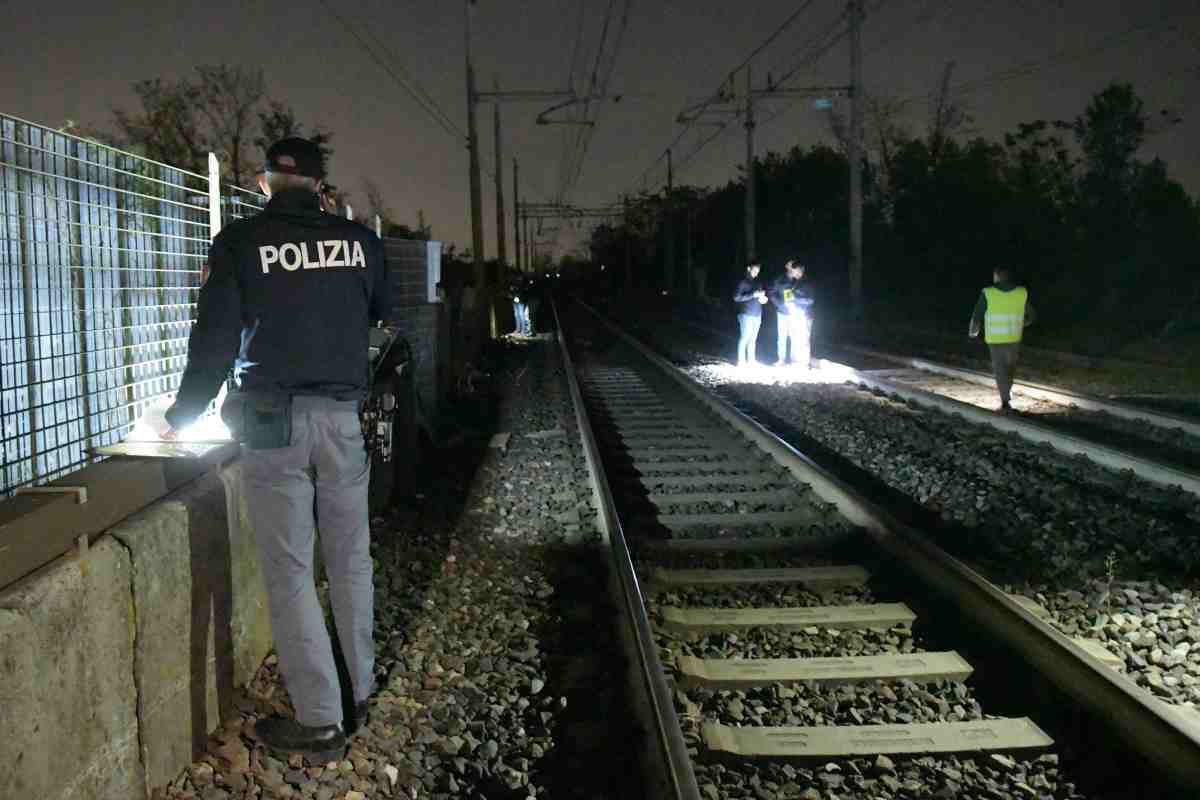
[589,82,1199,344]
[63,64,432,241]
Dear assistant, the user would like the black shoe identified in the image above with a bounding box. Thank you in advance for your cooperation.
[345,700,370,737]
[255,716,346,764]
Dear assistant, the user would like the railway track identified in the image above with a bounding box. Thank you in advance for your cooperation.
[662,312,1200,500]
[554,298,1200,800]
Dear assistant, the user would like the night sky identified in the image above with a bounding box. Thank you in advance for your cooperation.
[2,0,1196,258]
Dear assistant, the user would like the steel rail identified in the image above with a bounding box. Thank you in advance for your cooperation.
[842,344,1200,438]
[851,319,1190,374]
[839,362,1200,498]
[668,314,1200,497]
[551,298,702,800]
[577,298,1200,794]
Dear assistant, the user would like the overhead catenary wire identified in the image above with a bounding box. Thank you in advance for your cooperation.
[567,0,632,194]
[636,0,853,192]
[547,0,633,252]
[631,0,827,195]
[317,0,465,142]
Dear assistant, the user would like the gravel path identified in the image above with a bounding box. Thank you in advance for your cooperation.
[154,334,644,800]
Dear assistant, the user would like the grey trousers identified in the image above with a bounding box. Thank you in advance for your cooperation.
[776,313,811,365]
[988,343,1021,405]
[243,395,374,728]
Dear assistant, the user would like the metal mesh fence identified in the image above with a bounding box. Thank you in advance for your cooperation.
[0,113,266,495]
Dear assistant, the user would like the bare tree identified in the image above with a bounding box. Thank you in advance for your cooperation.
[927,61,973,163]
[362,177,393,225]
[193,65,266,188]
[827,92,910,210]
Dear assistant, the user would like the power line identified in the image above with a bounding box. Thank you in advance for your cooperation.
[567,0,632,195]
[639,3,852,190]
[552,0,633,227]
[897,15,1183,111]
[730,0,823,79]
[359,22,461,134]
[632,0,828,193]
[316,0,464,142]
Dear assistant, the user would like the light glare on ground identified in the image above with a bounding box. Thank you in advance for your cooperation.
[694,358,857,386]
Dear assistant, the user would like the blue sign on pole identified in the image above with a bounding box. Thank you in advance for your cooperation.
[814,98,833,110]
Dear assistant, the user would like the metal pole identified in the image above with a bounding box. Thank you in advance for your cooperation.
[665,148,674,292]
[849,0,864,316]
[208,153,222,239]
[684,205,693,296]
[493,78,507,267]
[744,65,757,264]
[465,1,485,287]
[624,194,633,291]
[15,125,40,475]
[513,158,521,271]
[374,213,382,238]
[524,214,532,272]
[68,138,94,453]
[345,204,353,221]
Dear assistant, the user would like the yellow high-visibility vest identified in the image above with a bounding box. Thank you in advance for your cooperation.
[983,286,1027,344]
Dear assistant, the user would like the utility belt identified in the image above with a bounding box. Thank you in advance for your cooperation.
[221,388,397,462]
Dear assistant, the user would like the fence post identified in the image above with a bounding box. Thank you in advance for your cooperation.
[68,138,95,453]
[208,153,221,240]
[345,204,353,221]
[374,213,382,238]
[14,123,41,479]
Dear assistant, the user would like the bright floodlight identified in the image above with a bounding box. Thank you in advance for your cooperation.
[126,386,232,443]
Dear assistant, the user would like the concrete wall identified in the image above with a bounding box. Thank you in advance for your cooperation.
[0,462,272,799]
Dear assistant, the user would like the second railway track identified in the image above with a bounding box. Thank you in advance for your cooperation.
[554,297,1200,800]
[664,310,1200,498]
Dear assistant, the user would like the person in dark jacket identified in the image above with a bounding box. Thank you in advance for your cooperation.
[507,273,530,336]
[733,263,768,366]
[969,267,1035,413]
[770,260,814,368]
[163,138,389,763]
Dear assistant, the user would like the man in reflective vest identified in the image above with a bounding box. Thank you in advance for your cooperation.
[969,267,1036,413]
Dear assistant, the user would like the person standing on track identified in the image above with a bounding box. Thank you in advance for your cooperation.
[162,137,389,764]
[969,266,1036,413]
[770,259,814,369]
[508,272,530,336]
[733,262,768,366]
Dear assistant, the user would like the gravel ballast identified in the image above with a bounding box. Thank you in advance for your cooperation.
[153,334,644,800]
[622,318,1200,712]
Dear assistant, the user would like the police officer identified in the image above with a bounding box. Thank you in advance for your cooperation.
[163,137,390,763]
[770,259,815,368]
[969,266,1035,413]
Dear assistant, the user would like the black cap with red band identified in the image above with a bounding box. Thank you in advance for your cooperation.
[263,137,325,179]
